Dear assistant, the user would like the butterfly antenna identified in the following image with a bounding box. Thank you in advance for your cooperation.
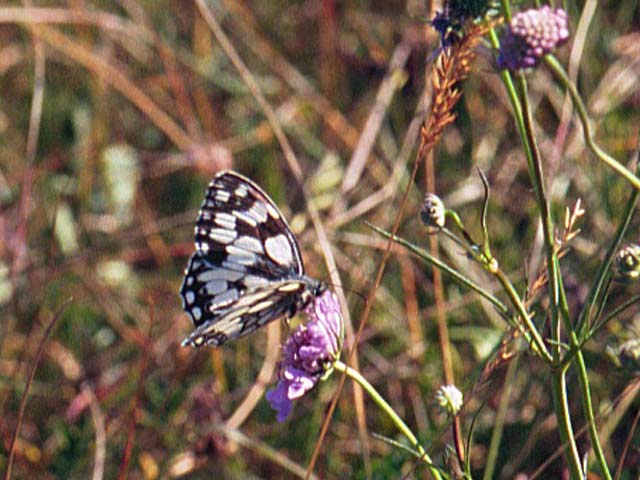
[320,270,368,304]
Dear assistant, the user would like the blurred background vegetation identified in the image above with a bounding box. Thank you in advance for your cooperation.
[1,1,639,478]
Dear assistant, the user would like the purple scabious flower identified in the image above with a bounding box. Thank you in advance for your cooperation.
[497,6,570,71]
[266,290,344,422]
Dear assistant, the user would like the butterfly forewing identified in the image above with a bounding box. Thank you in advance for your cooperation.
[194,172,304,276]
[180,171,323,347]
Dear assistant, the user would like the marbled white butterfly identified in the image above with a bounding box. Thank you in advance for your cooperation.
[180,171,326,347]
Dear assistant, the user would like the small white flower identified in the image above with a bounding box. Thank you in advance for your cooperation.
[435,384,463,416]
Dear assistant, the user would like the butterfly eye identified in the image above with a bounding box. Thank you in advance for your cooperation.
[180,171,324,347]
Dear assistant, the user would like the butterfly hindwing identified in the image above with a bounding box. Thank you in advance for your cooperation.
[181,276,312,347]
[180,171,323,347]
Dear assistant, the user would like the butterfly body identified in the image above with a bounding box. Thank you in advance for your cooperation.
[180,171,325,347]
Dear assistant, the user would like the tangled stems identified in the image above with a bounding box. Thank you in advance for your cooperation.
[516,72,586,480]
[333,361,444,479]
[368,222,556,364]
[489,21,590,478]
[366,223,510,317]
[575,149,640,339]
[491,268,552,363]
[516,51,614,480]
[488,26,584,480]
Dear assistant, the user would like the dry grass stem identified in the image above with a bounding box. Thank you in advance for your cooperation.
[420,24,490,158]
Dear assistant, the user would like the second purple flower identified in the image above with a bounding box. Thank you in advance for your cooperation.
[497,6,570,71]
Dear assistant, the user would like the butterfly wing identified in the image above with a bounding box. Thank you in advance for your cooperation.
[194,171,304,276]
[181,264,312,346]
[180,171,314,346]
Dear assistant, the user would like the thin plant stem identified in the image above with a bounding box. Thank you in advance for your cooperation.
[489,29,561,363]
[514,74,561,355]
[589,294,640,340]
[487,30,535,186]
[574,347,613,479]
[492,21,583,474]
[551,367,584,480]
[575,161,640,338]
[544,55,640,191]
[591,275,615,335]
[333,361,444,480]
[499,0,513,21]
[489,29,562,348]
[515,75,583,476]
[482,356,519,480]
[5,300,70,480]
[614,406,640,480]
[366,223,510,317]
[559,270,612,479]
[493,269,552,363]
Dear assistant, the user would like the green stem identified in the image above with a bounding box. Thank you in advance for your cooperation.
[490,28,560,364]
[514,74,561,355]
[333,361,444,479]
[590,275,614,335]
[487,30,534,184]
[574,347,613,479]
[366,222,510,317]
[558,268,612,479]
[499,0,513,21]
[491,30,563,348]
[493,269,552,363]
[515,72,583,474]
[588,294,640,340]
[575,166,640,338]
[441,227,476,255]
[544,55,640,191]
[482,356,519,480]
[555,257,574,337]
[551,368,584,480]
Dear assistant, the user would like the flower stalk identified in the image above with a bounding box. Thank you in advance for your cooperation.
[543,55,640,191]
[333,361,444,480]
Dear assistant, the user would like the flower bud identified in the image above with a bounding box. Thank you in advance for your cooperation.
[615,243,640,283]
[612,338,640,375]
[420,193,446,233]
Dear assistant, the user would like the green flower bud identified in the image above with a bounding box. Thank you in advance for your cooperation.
[615,243,640,283]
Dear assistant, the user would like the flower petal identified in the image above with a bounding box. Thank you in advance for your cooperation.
[266,381,293,422]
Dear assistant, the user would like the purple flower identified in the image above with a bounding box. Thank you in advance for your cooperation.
[266,290,344,422]
[497,6,570,71]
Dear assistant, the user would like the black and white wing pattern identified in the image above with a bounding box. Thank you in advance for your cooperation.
[180,171,325,347]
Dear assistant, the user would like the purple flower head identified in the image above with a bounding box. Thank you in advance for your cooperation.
[497,6,570,71]
[266,289,344,422]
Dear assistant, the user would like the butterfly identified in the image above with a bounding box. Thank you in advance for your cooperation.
[180,171,326,347]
